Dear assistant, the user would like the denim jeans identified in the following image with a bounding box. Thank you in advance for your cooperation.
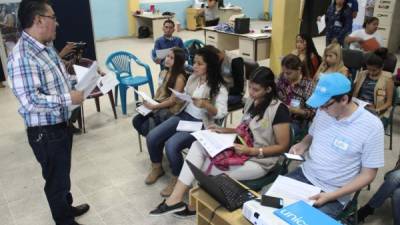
[285,167,344,219]
[146,111,201,176]
[27,123,74,225]
[368,169,400,225]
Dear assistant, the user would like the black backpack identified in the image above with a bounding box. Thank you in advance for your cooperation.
[138,26,150,39]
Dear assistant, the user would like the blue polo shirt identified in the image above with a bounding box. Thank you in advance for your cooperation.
[151,35,186,70]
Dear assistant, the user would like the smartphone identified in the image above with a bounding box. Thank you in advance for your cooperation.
[261,195,284,209]
[284,153,305,161]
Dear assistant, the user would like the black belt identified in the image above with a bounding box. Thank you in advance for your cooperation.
[27,122,69,133]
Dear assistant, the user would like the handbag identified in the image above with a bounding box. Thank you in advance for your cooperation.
[205,121,253,174]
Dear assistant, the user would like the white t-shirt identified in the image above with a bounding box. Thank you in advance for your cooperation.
[349,28,384,51]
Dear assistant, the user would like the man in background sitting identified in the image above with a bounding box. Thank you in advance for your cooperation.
[152,19,185,71]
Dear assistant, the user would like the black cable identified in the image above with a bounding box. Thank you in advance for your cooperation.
[206,205,222,225]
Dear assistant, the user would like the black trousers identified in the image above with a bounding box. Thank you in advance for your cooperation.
[27,122,74,225]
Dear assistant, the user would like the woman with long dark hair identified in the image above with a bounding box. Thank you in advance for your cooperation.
[132,47,187,136]
[148,66,290,217]
[292,33,322,78]
[145,46,228,197]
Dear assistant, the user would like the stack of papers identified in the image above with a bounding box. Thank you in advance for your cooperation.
[191,130,237,157]
[176,120,203,132]
[265,175,321,206]
[133,89,159,116]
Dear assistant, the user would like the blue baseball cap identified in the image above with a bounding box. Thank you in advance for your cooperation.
[306,73,351,108]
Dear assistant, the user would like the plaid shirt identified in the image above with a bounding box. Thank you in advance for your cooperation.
[276,75,315,120]
[8,32,73,127]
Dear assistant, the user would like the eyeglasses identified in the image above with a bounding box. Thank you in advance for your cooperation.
[40,14,57,21]
[320,99,336,109]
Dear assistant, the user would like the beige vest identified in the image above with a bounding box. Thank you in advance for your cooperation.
[243,98,282,170]
[354,70,392,117]
[154,70,186,114]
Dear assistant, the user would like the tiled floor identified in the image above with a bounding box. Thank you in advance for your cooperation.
[0,26,399,225]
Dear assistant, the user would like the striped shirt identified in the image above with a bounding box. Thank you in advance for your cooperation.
[301,104,384,205]
[8,32,73,127]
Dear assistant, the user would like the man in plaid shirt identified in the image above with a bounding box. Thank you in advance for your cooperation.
[8,0,89,224]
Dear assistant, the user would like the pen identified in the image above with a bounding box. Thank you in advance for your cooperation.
[237,136,247,146]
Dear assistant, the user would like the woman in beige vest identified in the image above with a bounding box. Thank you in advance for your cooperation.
[314,42,350,82]
[353,48,394,123]
[148,67,291,217]
[145,47,228,197]
[132,48,187,136]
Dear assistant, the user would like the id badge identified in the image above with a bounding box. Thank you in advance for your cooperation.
[290,98,301,108]
[332,136,350,151]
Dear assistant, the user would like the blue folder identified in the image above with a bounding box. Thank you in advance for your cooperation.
[273,200,341,225]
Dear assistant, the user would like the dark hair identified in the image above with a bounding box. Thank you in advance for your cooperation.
[296,33,322,77]
[202,45,222,62]
[365,47,388,68]
[18,0,49,29]
[281,54,307,78]
[165,47,187,95]
[195,46,225,99]
[248,66,278,121]
[363,16,379,28]
[163,19,175,27]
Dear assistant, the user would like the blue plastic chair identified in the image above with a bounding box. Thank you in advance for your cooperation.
[106,51,155,115]
[183,39,205,66]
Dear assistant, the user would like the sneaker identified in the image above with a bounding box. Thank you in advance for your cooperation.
[173,205,196,218]
[149,199,186,216]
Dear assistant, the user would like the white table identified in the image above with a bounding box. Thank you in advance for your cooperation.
[132,13,175,41]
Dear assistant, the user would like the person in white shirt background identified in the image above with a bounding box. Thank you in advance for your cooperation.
[345,16,383,51]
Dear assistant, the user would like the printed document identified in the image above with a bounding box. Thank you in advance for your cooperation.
[317,15,326,33]
[169,88,193,103]
[156,48,171,59]
[97,72,119,94]
[176,120,203,132]
[191,130,236,157]
[133,89,159,116]
[73,65,89,82]
[265,175,321,206]
[70,61,100,110]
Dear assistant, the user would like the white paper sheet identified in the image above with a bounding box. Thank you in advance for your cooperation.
[284,153,304,161]
[136,105,152,116]
[265,175,321,206]
[97,73,119,94]
[191,130,237,157]
[155,48,171,59]
[169,88,193,103]
[176,120,203,132]
[71,61,100,110]
[317,15,326,33]
[73,65,89,83]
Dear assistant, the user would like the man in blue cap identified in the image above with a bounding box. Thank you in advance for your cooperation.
[286,72,384,219]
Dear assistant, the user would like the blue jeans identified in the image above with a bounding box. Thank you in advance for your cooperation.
[146,111,201,176]
[27,123,74,225]
[368,169,400,225]
[285,167,344,219]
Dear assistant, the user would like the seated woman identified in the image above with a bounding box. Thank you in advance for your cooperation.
[345,17,383,52]
[357,155,400,224]
[149,66,290,216]
[145,46,228,197]
[132,47,187,136]
[205,45,245,105]
[314,42,350,82]
[292,34,322,79]
[277,54,315,137]
[353,48,394,124]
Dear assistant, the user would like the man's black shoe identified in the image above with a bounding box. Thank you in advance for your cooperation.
[72,203,90,217]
